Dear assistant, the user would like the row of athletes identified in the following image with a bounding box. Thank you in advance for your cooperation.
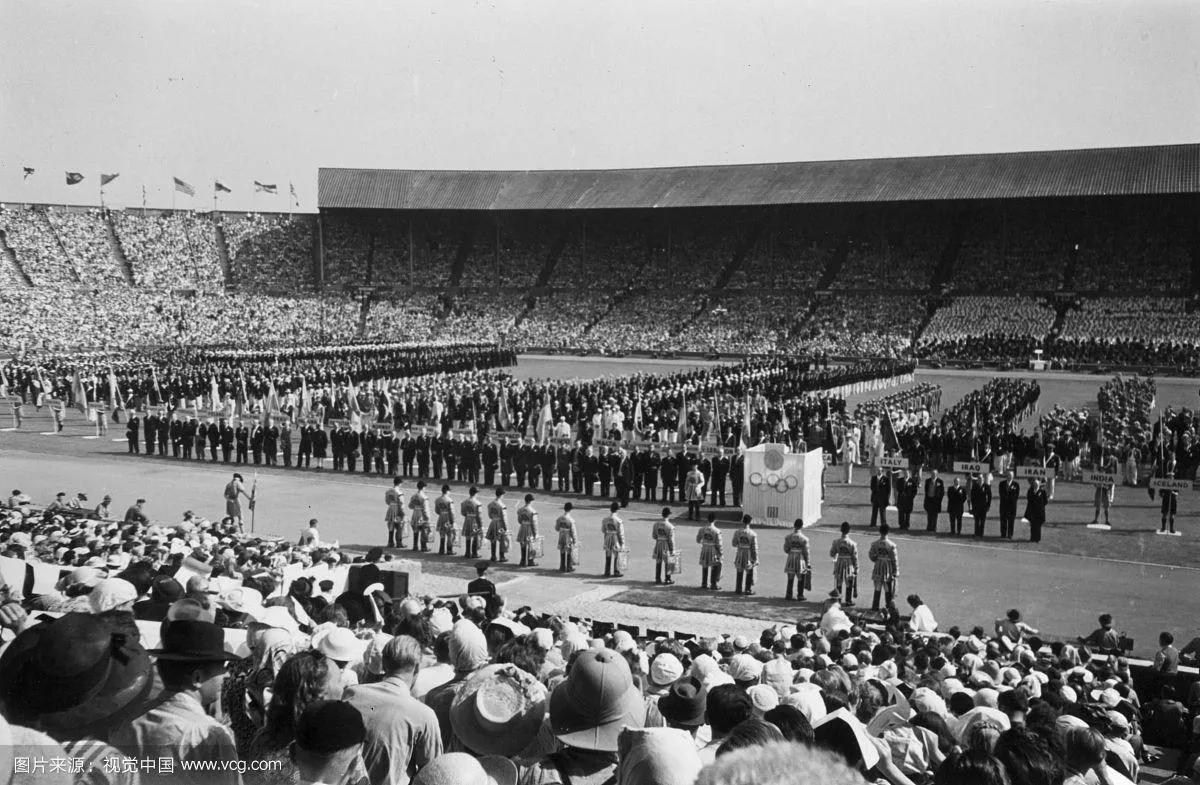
[376,478,901,605]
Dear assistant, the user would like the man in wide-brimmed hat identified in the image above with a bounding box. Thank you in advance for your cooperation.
[524,648,645,783]
[110,619,242,784]
[448,663,547,758]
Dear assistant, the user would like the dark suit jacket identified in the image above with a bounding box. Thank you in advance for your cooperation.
[923,478,945,513]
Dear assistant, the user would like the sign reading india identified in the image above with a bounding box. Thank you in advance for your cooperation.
[1083,471,1118,485]
[875,456,910,469]
[1149,478,1192,492]
[1016,466,1052,479]
[953,461,986,474]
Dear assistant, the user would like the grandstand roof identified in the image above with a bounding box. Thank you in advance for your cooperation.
[319,144,1200,211]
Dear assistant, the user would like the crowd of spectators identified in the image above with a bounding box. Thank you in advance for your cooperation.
[222,213,316,289]
[672,293,803,355]
[950,210,1067,293]
[917,297,1057,363]
[583,292,704,355]
[0,204,87,285]
[111,210,225,290]
[786,296,924,359]
[2,488,1199,785]
[507,291,613,350]
[45,208,129,286]
[835,222,943,292]
[728,226,831,290]
[1049,299,1200,371]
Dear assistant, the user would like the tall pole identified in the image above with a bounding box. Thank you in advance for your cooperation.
[408,218,414,287]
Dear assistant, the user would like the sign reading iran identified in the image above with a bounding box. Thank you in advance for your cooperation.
[1016,466,1052,479]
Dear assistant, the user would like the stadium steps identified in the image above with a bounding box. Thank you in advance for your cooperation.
[0,229,33,287]
[930,214,965,289]
[37,210,82,282]
[709,224,763,289]
[446,230,473,288]
[212,218,234,286]
[816,232,849,288]
[534,232,568,287]
[102,210,136,284]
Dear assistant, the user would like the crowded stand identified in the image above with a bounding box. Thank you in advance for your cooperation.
[950,208,1067,293]
[1073,212,1193,293]
[222,213,316,289]
[436,291,527,345]
[582,292,704,355]
[835,220,944,292]
[111,210,225,290]
[787,295,924,359]
[671,293,803,355]
[460,225,551,290]
[360,295,440,343]
[550,221,652,290]
[727,225,832,291]
[1,487,1198,785]
[1049,299,1200,371]
[45,208,129,286]
[916,297,1057,363]
[509,291,614,351]
[0,204,85,285]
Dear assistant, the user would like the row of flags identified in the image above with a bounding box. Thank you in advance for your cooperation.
[21,168,297,203]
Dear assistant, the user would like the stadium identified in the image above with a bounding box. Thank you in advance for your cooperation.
[1,2,1199,784]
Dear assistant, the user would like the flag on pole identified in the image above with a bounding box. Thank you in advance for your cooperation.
[71,370,88,415]
[22,167,34,180]
[108,366,120,408]
[881,407,900,452]
[151,367,164,406]
[679,393,688,442]
[65,172,84,185]
[238,371,248,418]
[210,375,220,410]
[740,392,751,450]
[536,394,552,443]
[0,365,8,399]
[173,177,195,197]
[632,397,643,435]
[100,173,120,186]
[497,389,512,431]
[290,182,299,206]
[347,377,362,428]
[254,181,277,194]
[214,181,232,194]
[263,381,280,427]
[300,376,310,418]
[470,398,478,430]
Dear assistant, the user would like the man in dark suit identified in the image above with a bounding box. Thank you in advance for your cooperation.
[280,421,293,467]
[1025,477,1048,543]
[191,418,205,462]
[896,469,918,530]
[500,438,515,487]
[946,476,967,535]
[158,415,170,456]
[539,444,555,491]
[923,469,945,532]
[482,437,499,487]
[143,412,157,456]
[235,423,250,464]
[729,449,743,507]
[646,448,662,502]
[344,426,360,473]
[386,431,400,476]
[597,446,613,497]
[615,448,634,507]
[207,419,219,461]
[361,428,377,474]
[583,447,600,497]
[401,431,416,477]
[264,422,279,466]
[249,423,264,465]
[221,420,235,463]
[415,432,430,477]
[869,467,891,527]
[555,443,571,492]
[169,417,183,458]
[467,561,499,617]
[970,473,993,537]
[998,469,1021,539]
[514,440,531,488]
[710,448,730,506]
[661,450,678,503]
[443,434,459,481]
[429,435,443,480]
[126,414,140,454]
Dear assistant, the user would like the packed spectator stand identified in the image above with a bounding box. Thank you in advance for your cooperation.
[1,202,1198,370]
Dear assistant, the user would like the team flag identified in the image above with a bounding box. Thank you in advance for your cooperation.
[632,397,643,435]
[254,181,277,193]
[22,167,34,180]
[107,365,120,408]
[679,393,688,442]
[536,394,553,443]
[214,181,232,193]
[173,177,195,196]
[65,172,84,185]
[71,370,89,415]
[210,375,220,410]
[289,182,299,205]
[497,389,512,431]
[710,393,721,445]
[100,173,120,186]
[0,365,8,398]
[740,392,751,450]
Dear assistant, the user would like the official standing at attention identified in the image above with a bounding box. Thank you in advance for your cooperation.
[830,521,858,606]
[435,485,456,556]
[684,463,705,521]
[696,513,723,591]
[969,472,992,538]
[385,477,405,548]
[487,488,509,562]
[1025,477,1048,543]
[652,507,677,586]
[783,519,810,601]
[869,467,890,527]
[946,476,967,536]
[998,469,1020,540]
[868,524,899,611]
[555,503,577,573]
[601,501,626,578]
[923,469,945,532]
[516,494,539,567]
[460,486,484,559]
[409,481,431,553]
[732,515,759,596]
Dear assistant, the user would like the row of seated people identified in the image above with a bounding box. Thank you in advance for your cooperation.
[1050,298,1200,368]
[785,295,924,359]
[0,205,127,287]
[671,293,805,355]
[1,490,1198,785]
[917,297,1058,362]
[222,213,317,289]
[834,220,945,292]
[110,210,225,290]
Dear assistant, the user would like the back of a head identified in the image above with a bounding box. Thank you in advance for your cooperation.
[695,741,867,785]
[716,718,785,757]
[934,750,1011,785]
[993,727,1062,785]
[381,634,422,675]
[763,704,814,745]
[1064,726,1106,773]
[707,684,754,736]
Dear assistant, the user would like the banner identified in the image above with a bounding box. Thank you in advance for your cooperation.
[743,444,822,525]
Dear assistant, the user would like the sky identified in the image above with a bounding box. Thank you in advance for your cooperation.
[1,0,1197,212]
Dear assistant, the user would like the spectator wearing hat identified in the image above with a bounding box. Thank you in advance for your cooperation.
[658,676,709,738]
[344,634,442,785]
[110,620,242,785]
[616,727,703,785]
[290,701,369,785]
[0,612,159,781]
[523,648,644,784]
[783,518,809,601]
[412,752,516,785]
[448,663,548,759]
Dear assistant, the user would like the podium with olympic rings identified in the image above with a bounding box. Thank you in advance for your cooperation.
[742,443,823,527]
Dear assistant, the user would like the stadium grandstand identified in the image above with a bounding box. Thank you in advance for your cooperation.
[2,144,1198,371]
